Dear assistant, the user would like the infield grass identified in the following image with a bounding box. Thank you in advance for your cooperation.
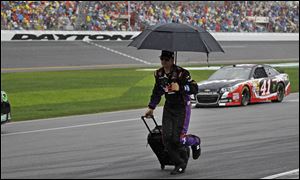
[1,67,298,121]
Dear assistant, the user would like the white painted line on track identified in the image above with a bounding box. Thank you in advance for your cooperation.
[84,41,152,65]
[261,169,299,179]
[285,99,299,102]
[3,94,298,125]
[138,62,299,71]
[222,45,247,48]
[1,118,139,137]
[5,107,147,125]
[1,64,146,71]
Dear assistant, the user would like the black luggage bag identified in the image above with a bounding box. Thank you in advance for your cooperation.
[141,116,190,170]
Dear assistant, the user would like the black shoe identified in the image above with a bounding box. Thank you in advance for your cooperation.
[191,137,201,160]
[170,164,186,175]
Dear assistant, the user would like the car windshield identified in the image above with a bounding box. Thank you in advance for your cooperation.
[208,67,252,80]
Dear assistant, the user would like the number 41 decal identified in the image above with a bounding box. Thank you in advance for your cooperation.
[260,79,271,95]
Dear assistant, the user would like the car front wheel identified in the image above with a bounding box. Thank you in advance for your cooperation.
[272,83,285,103]
[241,87,250,106]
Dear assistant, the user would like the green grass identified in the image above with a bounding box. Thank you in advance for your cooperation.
[279,67,299,92]
[1,67,298,122]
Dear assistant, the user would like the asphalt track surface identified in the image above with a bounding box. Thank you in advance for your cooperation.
[1,93,299,179]
[1,41,299,72]
[1,40,299,178]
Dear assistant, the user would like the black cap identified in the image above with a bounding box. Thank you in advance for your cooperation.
[160,50,174,58]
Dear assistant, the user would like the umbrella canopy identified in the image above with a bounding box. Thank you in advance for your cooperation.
[128,23,225,54]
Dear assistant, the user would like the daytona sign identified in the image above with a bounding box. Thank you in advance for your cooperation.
[11,34,134,41]
[1,30,299,41]
[1,31,141,41]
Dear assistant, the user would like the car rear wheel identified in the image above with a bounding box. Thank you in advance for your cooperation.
[272,83,284,102]
[241,87,250,106]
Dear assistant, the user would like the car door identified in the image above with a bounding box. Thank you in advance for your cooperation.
[264,65,281,94]
[252,66,271,97]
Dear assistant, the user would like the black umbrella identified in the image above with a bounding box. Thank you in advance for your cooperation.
[128,23,225,66]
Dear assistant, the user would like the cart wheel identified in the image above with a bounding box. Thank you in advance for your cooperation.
[160,164,165,170]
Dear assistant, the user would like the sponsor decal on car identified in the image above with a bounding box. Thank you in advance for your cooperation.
[232,93,240,100]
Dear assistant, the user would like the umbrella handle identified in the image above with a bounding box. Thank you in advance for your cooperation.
[206,52,210,67]
[175,51,177,65]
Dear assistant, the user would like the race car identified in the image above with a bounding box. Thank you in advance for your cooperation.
[1,90,11,124]
[192,64,291,107]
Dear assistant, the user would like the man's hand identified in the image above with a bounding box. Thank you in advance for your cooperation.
[144,108,154,118]
[170,82,180,91]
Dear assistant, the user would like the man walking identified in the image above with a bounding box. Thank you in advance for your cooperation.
[145,50,201,175]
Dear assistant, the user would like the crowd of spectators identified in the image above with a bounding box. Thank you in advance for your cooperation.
[79,1,130,31]
[1,1,299,32]
[129,1,299,32]
[1,1,78,30]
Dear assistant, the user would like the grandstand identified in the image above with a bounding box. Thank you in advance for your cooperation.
[1,1,299,32]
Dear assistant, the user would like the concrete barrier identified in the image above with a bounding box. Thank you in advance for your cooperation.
[211,32,299,41]
[1,30,299,41]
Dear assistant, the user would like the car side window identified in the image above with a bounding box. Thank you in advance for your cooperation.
[264,67,280,77]
[253,67,268,79]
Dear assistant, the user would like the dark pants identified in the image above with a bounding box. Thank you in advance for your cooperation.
[162,103,199,166]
